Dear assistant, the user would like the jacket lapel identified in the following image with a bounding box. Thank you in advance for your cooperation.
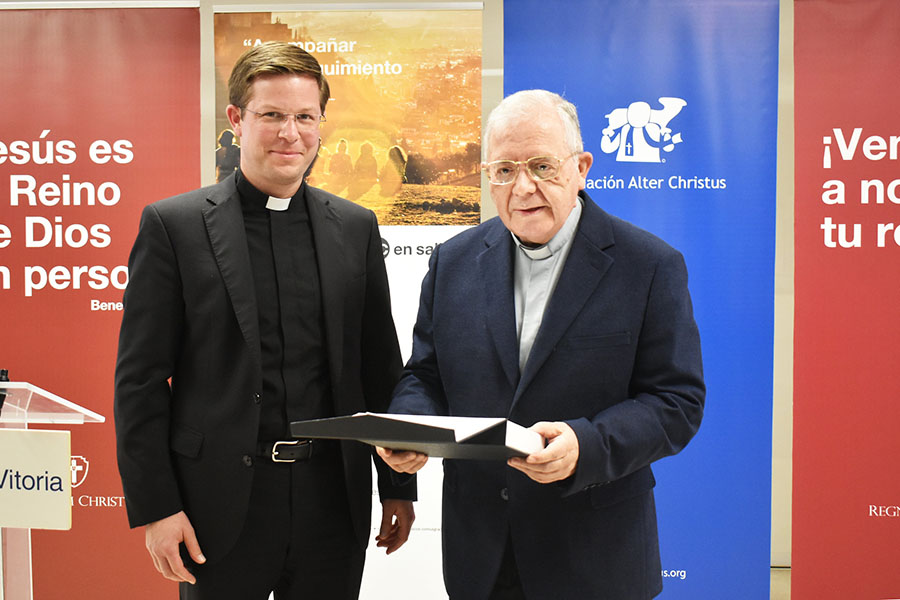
[306,187,346,384]
[478,224,520,390]
[202,178,262,371]
[515,196,615,398]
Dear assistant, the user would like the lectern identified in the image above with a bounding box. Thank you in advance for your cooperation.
[0,382,104,600]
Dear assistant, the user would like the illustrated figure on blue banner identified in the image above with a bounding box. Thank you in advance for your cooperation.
[600,97,686,162]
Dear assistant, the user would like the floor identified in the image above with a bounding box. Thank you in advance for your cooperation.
[771,568,790,599]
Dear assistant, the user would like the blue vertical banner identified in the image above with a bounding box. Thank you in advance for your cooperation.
[504,1,778,597]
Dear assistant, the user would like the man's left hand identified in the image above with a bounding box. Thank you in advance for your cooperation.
[508,421,579,483]
[375,499,415,554]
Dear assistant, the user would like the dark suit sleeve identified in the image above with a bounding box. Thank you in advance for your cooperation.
[114,204,185,527]
[389,247,449,417]
[360,213,417,501]
[565,248,705,494]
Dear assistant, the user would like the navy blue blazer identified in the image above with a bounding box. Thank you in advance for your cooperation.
[391,191,704,599]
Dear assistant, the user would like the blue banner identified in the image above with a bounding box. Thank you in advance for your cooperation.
[504,1,778,597]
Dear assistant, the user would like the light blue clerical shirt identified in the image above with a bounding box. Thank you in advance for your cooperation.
[513,198,583,372]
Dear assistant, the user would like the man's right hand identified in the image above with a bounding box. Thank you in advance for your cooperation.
[376,446,429,474]
[144,511,206,584]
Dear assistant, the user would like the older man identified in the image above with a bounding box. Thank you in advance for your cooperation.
[379,90,704,599]
[115,43,415,599]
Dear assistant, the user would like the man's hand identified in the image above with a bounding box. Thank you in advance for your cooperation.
[508,421,579,483]
[375,499,416,554]
[144,511,205,584]
[376,446,429,474]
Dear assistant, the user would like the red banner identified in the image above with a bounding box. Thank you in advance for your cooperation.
[0,8,199,598]
[794,1,900,596]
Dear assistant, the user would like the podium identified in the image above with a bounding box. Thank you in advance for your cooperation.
[0,382,104,600]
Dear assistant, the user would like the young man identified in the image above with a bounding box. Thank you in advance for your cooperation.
[115,42,415,599]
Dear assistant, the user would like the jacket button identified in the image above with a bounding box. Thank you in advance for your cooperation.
[242,455,253,467]
[252,393,261,404]
[500,487,509,501]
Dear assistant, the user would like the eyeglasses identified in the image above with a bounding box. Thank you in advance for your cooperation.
[244,108,326,131]
[482,152,579,185]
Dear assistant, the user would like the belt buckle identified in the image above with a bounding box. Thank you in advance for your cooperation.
[271,440,300,463]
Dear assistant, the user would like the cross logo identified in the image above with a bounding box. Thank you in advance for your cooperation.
[71,455,89,488]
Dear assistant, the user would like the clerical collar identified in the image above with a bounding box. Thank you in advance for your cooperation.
[265,196,291,211]
[235,168,304,212]
[512,198,583,260]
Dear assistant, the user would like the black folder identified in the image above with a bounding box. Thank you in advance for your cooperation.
[290,412,543,460]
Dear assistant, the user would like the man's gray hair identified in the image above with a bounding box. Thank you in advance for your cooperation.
[483,90,584,159]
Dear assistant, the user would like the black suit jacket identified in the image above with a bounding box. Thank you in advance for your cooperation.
[391,192,704,599]
[114,174,413,562]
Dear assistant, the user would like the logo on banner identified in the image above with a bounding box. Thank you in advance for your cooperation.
[71,455,90,488]
[869,505,900,517]
[600,97,686,163]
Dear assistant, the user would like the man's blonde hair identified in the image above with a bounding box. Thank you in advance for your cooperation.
[228,42,330,114]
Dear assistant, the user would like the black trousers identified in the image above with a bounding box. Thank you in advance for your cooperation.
[488,534,527,600]
[180,449,364,600]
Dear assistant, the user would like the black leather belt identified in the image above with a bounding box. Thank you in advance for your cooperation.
[257,440,314,463]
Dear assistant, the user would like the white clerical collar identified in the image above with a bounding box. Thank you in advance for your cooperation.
[512,198,583,261]
[517,242,553,260]
[265,196,292,211]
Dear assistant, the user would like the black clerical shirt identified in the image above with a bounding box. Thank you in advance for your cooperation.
[236,169,332,442]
